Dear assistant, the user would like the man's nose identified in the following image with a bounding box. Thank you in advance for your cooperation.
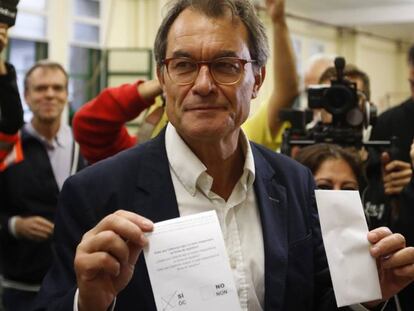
[45,87,55,97]
[192,64,216,95]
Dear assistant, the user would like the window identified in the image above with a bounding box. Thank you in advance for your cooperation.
[69,0,102,115]
[68,46,101,113]
[7,39,48,121]
[7,0,49,121]
[12,0,48,40]
[71,0,100,45]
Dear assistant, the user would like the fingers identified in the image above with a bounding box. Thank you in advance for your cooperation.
[76,210,153,279]
[76,230,131,279]
[381,247,414,277]
[368,227,392,244]
[89,210,153,245]
[0,26,8,52]
[368,227,405,258]
[380,152,391,166]
[383,160,412,174]
[75,251,121,280]
[15,216,54,240]
[382,160,412,194]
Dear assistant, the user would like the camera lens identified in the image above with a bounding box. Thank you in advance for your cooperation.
[324,85,355,115]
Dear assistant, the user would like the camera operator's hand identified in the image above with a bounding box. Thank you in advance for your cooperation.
[381,152,412,195]
[0,23,8,75]
[0,23,8,52]
[266,0,285,24]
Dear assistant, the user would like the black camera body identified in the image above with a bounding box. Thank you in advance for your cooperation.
[280,57,387,155]
[0,0,19,27]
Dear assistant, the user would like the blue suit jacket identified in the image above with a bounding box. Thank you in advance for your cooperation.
[33,131,340,311]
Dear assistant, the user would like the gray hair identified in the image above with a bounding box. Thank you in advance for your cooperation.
[154,0,269,68]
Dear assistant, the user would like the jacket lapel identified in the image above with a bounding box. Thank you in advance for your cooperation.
[133,131,180,222]
[252,145,288,311]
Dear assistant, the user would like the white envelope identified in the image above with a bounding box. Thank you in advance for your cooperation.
[315,190,382,307]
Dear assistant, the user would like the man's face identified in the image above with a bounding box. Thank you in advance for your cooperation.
[25,67,68,124]
[157,8,263,143]
[409,65,414,99]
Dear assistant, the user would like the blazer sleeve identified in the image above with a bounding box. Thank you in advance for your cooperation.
[33,177,96,310]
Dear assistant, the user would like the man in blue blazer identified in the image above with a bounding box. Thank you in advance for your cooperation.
[34,1,414,310]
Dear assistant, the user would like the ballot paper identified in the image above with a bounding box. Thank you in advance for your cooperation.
[315,190,382,307]
[143,211,242,311]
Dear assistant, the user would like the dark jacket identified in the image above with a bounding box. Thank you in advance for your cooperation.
[0,62,24,135]
[33,131,341,311]
[0,127,85,284]
[365,97,414,310]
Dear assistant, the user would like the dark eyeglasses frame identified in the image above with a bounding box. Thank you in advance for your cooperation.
[162,57,257,86]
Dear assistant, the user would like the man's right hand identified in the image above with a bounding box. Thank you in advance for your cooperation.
[0,23,8,53]
[0,23,9,75]
[74,210,154,311]
[14,216,54,241]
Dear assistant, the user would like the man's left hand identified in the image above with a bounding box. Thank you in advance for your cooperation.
[367,227,414,303]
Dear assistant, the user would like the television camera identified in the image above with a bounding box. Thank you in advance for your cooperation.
[280,57,397,156]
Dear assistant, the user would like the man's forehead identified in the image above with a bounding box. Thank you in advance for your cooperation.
[165,7,248,57]
[28,67,67,83]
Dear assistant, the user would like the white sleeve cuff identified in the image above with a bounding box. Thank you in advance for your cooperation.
[8,216,19,237]
[74,288,116,311]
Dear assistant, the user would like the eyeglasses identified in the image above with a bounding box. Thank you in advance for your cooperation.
[162,57,256,85]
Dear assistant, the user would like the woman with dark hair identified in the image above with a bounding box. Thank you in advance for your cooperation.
[296,143,409,310]
[295,143,363,191]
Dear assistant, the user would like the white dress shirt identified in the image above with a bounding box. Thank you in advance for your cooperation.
[25,121,74,190]
[165,123,265,311]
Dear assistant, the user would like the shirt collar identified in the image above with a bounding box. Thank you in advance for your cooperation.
[24,122,72,150]
[165,123,255,196]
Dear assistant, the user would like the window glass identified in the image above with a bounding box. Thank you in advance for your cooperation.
[68,46,101,112]
[309,42,325,56]
[74,0,100,18]
[19,0,47,10]
[8,39,37,122]
[12,12,47,39]
[73,23,99,44]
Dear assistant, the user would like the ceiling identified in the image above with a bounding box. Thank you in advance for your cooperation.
[270,0,414,43]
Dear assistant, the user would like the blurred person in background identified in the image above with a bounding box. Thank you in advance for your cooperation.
[0,0,23,171]
[0,2,23,310]
[295,143,362,191]
[365,45,414,311]
[0,60,85,311]
[295,143,410,310]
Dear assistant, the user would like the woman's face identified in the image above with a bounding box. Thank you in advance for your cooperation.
[314,158,359,191]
